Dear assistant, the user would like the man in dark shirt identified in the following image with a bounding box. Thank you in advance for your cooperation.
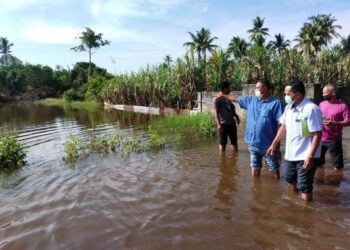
[213,81,240,152]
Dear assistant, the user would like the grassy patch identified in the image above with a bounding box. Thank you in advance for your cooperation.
[34,98,101,111]
[147,112,216,145]
[63,112,216,161]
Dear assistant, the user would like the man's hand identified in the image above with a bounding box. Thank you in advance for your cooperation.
[323,119,332,125]
[217,124,222,132]
[323,119,337,127]
[267,145,277,156]
[303,157,313,169]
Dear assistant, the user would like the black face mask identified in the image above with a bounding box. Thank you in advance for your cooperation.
[323,95,332,101]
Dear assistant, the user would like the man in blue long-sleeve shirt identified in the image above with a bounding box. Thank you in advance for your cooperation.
[216,79,283,178]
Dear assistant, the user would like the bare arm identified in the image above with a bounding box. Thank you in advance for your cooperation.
[216,94,239,103]
[227,95,239,102]
[267,125,286,155]
[214,106,221,130]
[234,112,240,125]
[303,131,322,169]
[324,120,350,127]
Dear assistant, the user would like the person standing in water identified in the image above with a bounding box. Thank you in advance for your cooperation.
[268,79,323,201]
[319,84,350,170]
[215,79,283,179]
[213,81,240,152]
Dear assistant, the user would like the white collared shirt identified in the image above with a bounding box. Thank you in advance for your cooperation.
[279,97,323,161]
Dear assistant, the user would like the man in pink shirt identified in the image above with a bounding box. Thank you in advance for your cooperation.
[319,84,350,170]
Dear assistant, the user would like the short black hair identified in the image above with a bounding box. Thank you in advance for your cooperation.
[220,81,230,92]
[257,78,272,90]
[287,78,305,95]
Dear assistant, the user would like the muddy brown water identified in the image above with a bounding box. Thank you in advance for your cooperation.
[0,103,349,249]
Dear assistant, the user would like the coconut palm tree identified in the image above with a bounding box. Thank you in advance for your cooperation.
[183,28,218,110]
[0,37,14,89]
[183,30,203,65]
[71,27,110,77]
[0,37,14,68]
[247,17,269,46]
[309,14,341,45]
[295,23,320,57]
[183,28,218,66]
[200,29,219,65]
[163,54,173,66]
[268,33,290,54]
[296,14,341,57]
[227,36,249,59]
[341,35,350,53]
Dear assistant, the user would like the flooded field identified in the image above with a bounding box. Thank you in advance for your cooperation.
[0,103,349,249]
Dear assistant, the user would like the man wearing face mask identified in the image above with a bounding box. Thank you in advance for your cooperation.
[267,78,323,201]
[216,79,283,178]
[319,84,350,170]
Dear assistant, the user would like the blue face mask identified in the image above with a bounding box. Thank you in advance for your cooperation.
[284,95,294,105]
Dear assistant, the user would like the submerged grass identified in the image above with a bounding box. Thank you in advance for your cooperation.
[63,112,216,161]
[35,98,101,111]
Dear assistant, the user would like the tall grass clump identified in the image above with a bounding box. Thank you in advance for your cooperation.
[147,112,216,148]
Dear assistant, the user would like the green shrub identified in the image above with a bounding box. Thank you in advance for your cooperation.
[63,134,85,158]
[85,75,107,101]
[0,132,26,171]
[63,88,80,102]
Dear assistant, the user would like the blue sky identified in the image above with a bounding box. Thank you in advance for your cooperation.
[1,0,349,74]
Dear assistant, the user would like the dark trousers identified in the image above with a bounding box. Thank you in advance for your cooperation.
[320,140,344,169]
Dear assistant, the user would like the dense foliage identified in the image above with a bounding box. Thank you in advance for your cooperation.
[1,15,350,106]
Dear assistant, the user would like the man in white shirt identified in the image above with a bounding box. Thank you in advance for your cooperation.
[267,79,323,201]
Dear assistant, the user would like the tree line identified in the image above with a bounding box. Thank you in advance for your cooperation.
[1,14,350,107]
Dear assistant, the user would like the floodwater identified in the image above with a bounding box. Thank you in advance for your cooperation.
[0,103,349,249]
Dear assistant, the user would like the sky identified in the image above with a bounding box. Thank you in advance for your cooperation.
[1,0,350,74]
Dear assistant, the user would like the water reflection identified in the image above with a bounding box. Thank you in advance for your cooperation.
[0,104,350,249]
[214,154,238,220]
[0,103,151,129]
[315,167,344,186]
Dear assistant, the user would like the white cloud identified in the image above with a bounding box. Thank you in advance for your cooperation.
[0,0,44,13]
[21,24,80,45]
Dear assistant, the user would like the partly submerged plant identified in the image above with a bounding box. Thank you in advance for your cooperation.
[0,131,26,171]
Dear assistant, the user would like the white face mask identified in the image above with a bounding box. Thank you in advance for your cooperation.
[284,95,294,105]
[255,90,262,99]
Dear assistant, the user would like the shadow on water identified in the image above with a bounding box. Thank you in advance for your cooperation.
[0,103,349,249]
